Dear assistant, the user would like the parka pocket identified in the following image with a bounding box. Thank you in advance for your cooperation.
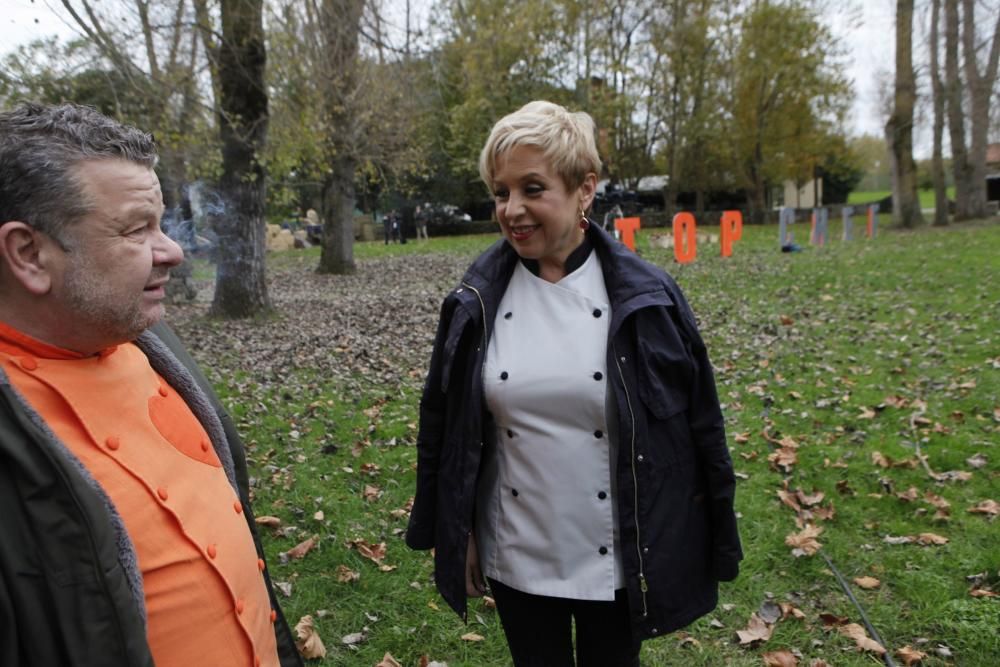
[634,327,697,471]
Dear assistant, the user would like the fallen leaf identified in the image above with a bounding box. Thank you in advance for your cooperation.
[970,588,998,598]
[779,315,794,326]
[758,600,782,624]
[734,432,750,444]
[896,645,927,665]
[363,484,382,502]
[294,615,327,659]
[735,613,774,646]
[286,535,319,560]
[785,524,823,557]
[857,407,877,419]
[853,576,881,590]
[460,632,485,642]
[966,453,988,469]
[347,538,388,564]
[872,451,890,468]
[769,447,798,473]
[838,622,886,655]
[763,650,798,666]
[779,602,806,620]
[341,630,367,646]
[336,565,360,583]
[916,532,948,546]
[818,613,849,627]
[255,515,282,528]
[377,653,403,667]
[313,510,325,521]
[968,500,1000,517]
[896,487,919,502]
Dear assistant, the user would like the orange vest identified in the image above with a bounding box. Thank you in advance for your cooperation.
[0,322,279,667]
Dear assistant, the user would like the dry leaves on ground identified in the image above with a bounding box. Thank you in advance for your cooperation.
[896,645,928,665]
[336,564,361,583]
[285,535,319,560]
[785,524,823,557]
[736,613,774,646]
[294,615,327,659]
[762,650,798,666]
[376,652,403,667]
[837,623,886,655]
[853,576,881,590]
[460,632,485,642]
[968,499,999,517]
[347,538,388,564]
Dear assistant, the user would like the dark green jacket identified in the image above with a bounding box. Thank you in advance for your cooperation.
[0,322,302,667]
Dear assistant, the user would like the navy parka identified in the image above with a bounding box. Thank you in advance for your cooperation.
[406,224,742,639]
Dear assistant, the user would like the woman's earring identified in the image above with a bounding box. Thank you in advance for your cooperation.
[579,209,590,229]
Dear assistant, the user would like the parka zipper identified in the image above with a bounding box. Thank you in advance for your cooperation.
[613,341,649,617]
[461,282,490,392]
[460,281,489,623]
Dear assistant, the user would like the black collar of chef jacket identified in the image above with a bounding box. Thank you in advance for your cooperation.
[519,235,594,278]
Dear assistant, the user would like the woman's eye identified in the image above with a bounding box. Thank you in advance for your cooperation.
[494,190,509,200]
[525,184,543,195]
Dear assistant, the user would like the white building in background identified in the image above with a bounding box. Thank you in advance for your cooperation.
[780,178,824,209]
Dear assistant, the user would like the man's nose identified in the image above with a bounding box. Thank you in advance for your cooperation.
[154,229,185,267]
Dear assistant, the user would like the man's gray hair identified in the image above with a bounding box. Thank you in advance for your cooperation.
[0,102,158,242]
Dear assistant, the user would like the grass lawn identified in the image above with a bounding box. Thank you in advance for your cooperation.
[169,215,999,666]
[848,189,957,210]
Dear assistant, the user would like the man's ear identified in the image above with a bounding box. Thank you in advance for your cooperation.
[0,222,53,295]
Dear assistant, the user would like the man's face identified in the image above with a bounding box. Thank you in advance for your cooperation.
[49,159,183,349]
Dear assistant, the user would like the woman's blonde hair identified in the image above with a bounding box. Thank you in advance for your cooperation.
[479,100,602,194]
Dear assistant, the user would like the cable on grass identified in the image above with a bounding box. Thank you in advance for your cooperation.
[820,550,897,667]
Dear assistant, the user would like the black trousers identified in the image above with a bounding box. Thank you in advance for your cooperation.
[488,578,642,667]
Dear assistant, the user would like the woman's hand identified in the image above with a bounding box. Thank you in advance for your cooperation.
[466,533,486,597]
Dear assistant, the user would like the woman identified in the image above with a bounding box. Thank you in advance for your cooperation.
[406,101,742,666]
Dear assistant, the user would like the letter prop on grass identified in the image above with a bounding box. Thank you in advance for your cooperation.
[842,206,854,241]
[672,212,697,263]
[720,210,742,257]
[866,204,879,238]
[615,217,641,251]
[810,208,828,246]
[779,207,795,247]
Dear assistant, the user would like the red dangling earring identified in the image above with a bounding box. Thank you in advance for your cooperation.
[579,209,590,229]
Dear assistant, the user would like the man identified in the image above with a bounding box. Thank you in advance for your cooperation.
[0,102,301,667]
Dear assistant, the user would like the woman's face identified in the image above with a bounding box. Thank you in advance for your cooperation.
[492,145,596,279]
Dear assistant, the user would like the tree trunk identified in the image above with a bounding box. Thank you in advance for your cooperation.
[886,0,924,229]
[209,0,271,317]
[317,156,358,274]
[961,0,1000,219]
[316,0,365,275]
[944,0,974,220]
[930,0,949,226]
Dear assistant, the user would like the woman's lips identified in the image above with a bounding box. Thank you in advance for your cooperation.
[509,224,539,241]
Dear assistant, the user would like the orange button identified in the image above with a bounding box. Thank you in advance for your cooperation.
[235,598,245,614]
[200,438,210,452]
[156,487,169,501]
[19,357,38,371]
[207,544,217,559]
[257,558,265,572]
[158,385,168,397]
[105,436,121,451]
[270,609,277,623]
[233,500,243,514]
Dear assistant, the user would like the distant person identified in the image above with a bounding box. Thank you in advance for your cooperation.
[0,102,301,667]
[415,204,430,241]
[406,100,742,666]
[383,210,399,244]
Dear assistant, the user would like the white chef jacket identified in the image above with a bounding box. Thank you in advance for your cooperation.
[476,250,624,601]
